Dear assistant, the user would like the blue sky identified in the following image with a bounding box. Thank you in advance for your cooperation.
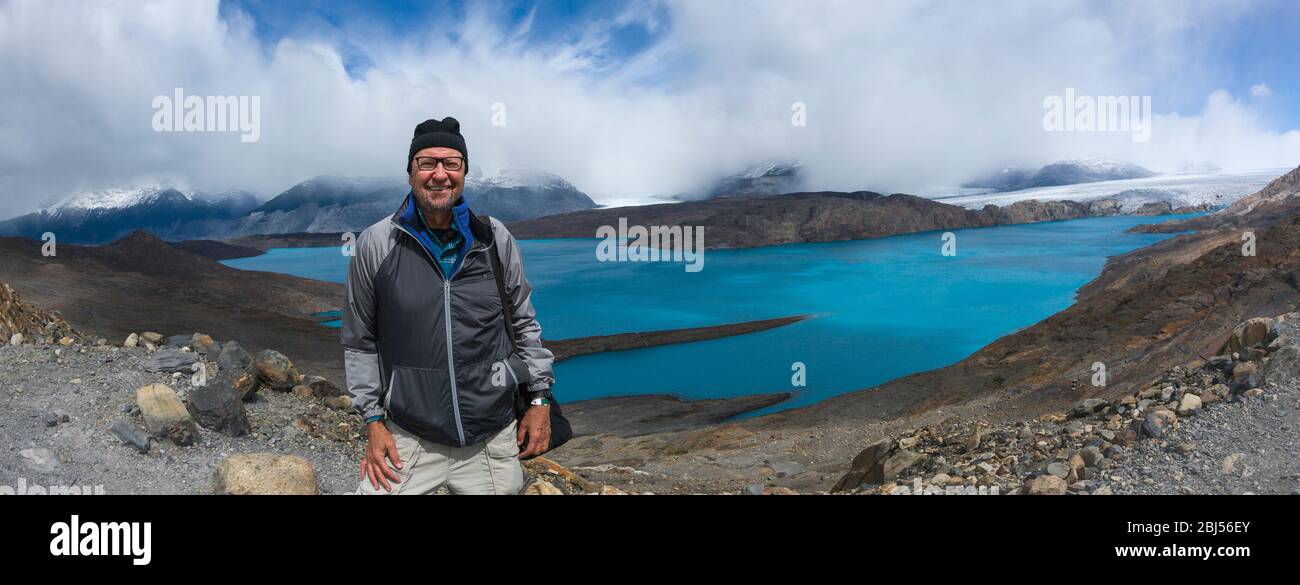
[222,0,673,81]
[220,0,1300,129]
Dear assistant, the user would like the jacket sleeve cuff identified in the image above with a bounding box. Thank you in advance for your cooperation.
[526,379,551,395]
[361,406,385,420]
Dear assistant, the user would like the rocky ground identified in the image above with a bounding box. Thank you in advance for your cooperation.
[3,307,1297,496]
[0,292,644,497]
[826,314,1300,495]
[0,337,365,494]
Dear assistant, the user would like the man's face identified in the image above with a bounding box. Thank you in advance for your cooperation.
[408,146,466,211]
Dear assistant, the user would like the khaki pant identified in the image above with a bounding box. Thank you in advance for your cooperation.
[355,419,525,495]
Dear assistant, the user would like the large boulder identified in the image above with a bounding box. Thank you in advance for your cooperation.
[212,454,318,495]
[831,437,893,492]
[141,348,199,374]
[188,371,252,436]
[135,384,200,446]
[253,349,302,391]
[217,341,253,373]
[1222,317,1274,355]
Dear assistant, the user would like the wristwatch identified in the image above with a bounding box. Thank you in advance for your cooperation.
[529,396,552,407]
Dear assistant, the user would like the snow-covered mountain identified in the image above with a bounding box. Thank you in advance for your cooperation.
[938,168,1284,212]
[963,159,1156,192]
[0,169,597,243]
[675,161,806,201]
[0,187,259,243]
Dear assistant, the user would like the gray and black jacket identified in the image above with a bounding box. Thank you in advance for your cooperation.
[341,193,554,447]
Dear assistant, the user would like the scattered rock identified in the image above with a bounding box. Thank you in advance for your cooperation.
[216,341,253,374]
[325,395,353,411]
[123,333,139,348]
[189,333,216,354]
[302,375,340,397]
[831,437,892,492]
[1223,317,1273,355]
[882,450,928,481]
[253,349,302,391]
[1177,393,1203,416]
[1141,410,1178,439]
[110,421,151,453]
[187,371,252,437]
[1027,475,1068,495]
[1231,362,1261,391]
[139,332,164,344]
[1071,398,1108,418]
[292,385,314,399]
[19,447,59,473]
[9,333,23,346]
[212,453,318,495]
[964,427,982,452]
[1204,355,1233,371]
[141,348,199,374]
[1080,446,1104,468]
[135,383,200,446]
[524,479,564,495]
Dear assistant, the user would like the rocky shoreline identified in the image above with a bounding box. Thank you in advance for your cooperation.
[506,191,1205,250]
[173,193,1206,259]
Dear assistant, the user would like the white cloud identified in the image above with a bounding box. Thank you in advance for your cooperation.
[0,0,1297,220]
[1251,83,1273,98]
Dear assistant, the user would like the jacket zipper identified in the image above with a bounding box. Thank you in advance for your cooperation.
[392,220,483,446]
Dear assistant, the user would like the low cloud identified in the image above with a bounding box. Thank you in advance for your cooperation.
[1,0,1297,220]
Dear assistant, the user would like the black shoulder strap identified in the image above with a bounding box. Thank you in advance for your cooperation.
[484,215,519,350]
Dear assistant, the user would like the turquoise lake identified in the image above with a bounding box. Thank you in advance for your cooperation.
[222,214,1196,415]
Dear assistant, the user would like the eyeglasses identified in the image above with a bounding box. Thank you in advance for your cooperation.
[413,156,465,172]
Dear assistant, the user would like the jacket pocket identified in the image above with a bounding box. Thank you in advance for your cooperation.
[456,358,517,443]
[385,365,459,446]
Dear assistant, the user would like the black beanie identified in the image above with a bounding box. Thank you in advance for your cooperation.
[407,117,468,173]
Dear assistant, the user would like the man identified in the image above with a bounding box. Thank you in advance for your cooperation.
[343,116,555,495]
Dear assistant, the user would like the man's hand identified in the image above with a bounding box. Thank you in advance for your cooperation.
[516,405,551,459]
[360,421,403,491]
